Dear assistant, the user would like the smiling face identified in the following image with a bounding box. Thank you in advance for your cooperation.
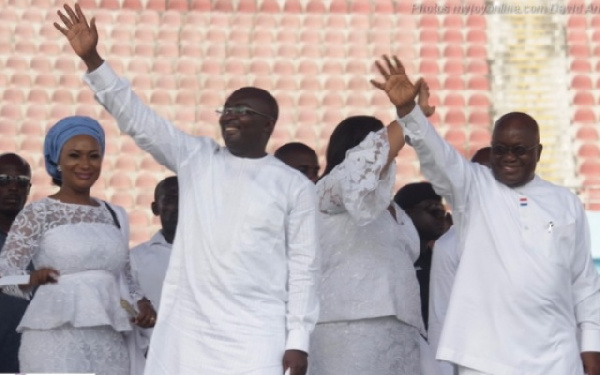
[58,135,103,194]
[219,89,277,158]
[491,113,542,188]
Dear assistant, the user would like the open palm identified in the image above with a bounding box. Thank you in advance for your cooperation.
[370,56,421,107]
[54,4,98,59]
[371,55,436,117]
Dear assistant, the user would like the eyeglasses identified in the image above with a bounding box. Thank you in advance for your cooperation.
[0,174,31,188]
[216,106,274,121]
[491,144,539,157]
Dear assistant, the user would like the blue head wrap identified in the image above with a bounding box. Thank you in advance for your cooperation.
[44,116,106,181]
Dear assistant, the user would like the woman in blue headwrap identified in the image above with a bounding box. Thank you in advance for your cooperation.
[0,116,156,375]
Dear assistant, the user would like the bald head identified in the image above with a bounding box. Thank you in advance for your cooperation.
[493,112,540,143]
[471,146,491,168]
[226,87,279,122]
[490,112,542,188]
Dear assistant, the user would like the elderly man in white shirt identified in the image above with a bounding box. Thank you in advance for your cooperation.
[371,55,600,375]
[130,176,178,313]
[56,6,320,375]
[428,147,491,375]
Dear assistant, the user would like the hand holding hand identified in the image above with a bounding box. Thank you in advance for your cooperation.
[54,4,103,71]
[282,349,308,375]
[133,298,157,328]
[418,80,436,117]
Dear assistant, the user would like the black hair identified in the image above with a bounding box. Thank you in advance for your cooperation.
[394,182,441,210]
[274,142,317,160]
[154,176,178,201]
[321,116,384,177]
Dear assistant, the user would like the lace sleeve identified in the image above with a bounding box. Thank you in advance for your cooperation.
[317,128,395,226]
[0,203,45,298]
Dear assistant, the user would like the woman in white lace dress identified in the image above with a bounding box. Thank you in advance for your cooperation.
[0,116,156,375]
[309,67,436,374]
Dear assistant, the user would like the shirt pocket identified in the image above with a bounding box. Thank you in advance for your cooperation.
[534,220,575,267]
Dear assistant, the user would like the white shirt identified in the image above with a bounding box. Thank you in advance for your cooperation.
[85,63,320,375]
[429,226,459,375]
[130,231,172,312]
[316,128,423,331]
[398,106,600,374]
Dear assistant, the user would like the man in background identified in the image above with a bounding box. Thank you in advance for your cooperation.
[0,152,32,372]
[275,142,320,183]
[131,176,179,313]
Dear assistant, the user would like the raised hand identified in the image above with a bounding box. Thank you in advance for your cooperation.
[370,55,423,115]
[54,4,103,71]
[418,80,436,117]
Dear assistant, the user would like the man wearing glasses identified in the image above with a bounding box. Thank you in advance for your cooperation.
[372,55,600,375]
[0,153,31,372]
[55,5,319,375]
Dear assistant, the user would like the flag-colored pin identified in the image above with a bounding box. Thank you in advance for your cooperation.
[520,197,528,207]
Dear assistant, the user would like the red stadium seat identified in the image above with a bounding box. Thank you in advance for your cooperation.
[468,111,491,127]
[467,76,489,90]
[576,125,599,141]
[167,0,188,10]
[573,91,595,105]
[374,0,394,13]
[569,45,590,58]
[573,108,596,123]
[419,15,439,29]
[306,0,326,12]
[572,75,593,90]
[443,93,466,107]
[466,45,487,59]
[578,144,600,159]
[442,30,463,43]
[122,0,142,9]
[444,76,465,90]
[567,15,587,29]
[467,93,491,107]
[329,0,348,13]
[465,29,486,44]
[283,0,303,12]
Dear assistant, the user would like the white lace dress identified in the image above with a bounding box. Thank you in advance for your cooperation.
[308,129,423,375]
[0,197,143,375]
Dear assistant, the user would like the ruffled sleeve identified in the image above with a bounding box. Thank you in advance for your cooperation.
[0,202,45,299]
[317,128,395,226]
